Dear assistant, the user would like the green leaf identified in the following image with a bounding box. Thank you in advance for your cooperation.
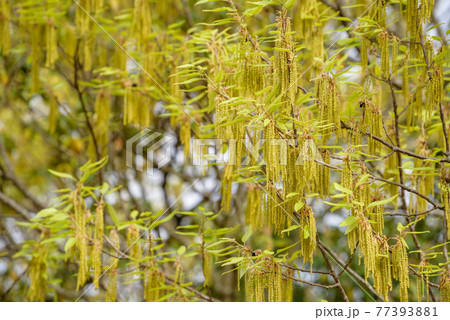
[339,216,358,227]
[242,225,253,242]
[177,245,186,256]
[333,182,352,195]
[303,224,310,239]
[36,208,58,218]
[294,201,304,212]
[355,174,371,189]
[130,210,139,220]
[64,238,76,252]
[367,194,398,209]
[344,222,359,235]
[281,224,300,234]
[428,241,450,251]
[48,169,75,180]
[401,238,409,250]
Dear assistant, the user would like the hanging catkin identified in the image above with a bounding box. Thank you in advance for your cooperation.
[417,259,430,302]
[378,30,389,78]
[425,66,443,122]
[133,0,152,50]
[28,243,48,301]
[127,224,142,266]
[262,183,287,234]
[48,96,58,134]
[0,0,11,55]
[245,261,284,302]
[373,237,392,301]
[357,217,377,281]
[440,168,450,240]
[245,184,263,231]
[263,121,280,184]
[371,0,386,27]
[440,269,450,302]
[274,11,297,114]
[94,90,110,157]
[391,35,399,77]
[315,74,341,140]
[105,230,120,302]
[180,117,191,159]
[31,25,41,93]
[361,35,369,71]
[299,205,317,268]
[92,199,104,290]
[392,240,409,302]
[221,163,234,213]
[73,190,88,290]
[45,21,58,68]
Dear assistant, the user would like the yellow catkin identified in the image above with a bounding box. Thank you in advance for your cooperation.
[242,42,265,96]
[245,261,285,302]
[425,66,443,122]
[298,137,320,194]
[361,35,369,71]
[274,11,297,115]
[263,121,280,184]
[127,224,142,265]
[318,150,330,198]
[30,25,41,93]
[417,260,430,302]
[299,205,317,267]
[440,169,450,239]
[342,158,353,202]
[221,163,234,213]
[245,184,263,231]
[391,35,399,77]
[73,190,88,290]
[133,0,151,50]
[48,96,58,134]
[392,240,409,302]
[412,137,434,214]
[144,235,166,301]
[180,117,191,159]
[371,203,384,235]
[45,20,58,68]
[28,243,48,301]
[105,230,120,302]
[144,267,165,302]
[403,58,410,104]
[315,74,341,141]
[262,183,288,235]
[440,269,450,302]
[92,199,104,290]
[92,90,110,158]
[282,268,294,302]
[358,217,376,280]
[364,101,383,155]
[371,0,386,27]
[373,237,392,301]
[378,30,389,78]
[0,0,11,55]
[124,83,143,126]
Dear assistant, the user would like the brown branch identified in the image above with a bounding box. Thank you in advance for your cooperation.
[0,191,32,221]
[317,237,349,301]
[283,274,340,289]
[317,239,383,301]
[340,121,449,163]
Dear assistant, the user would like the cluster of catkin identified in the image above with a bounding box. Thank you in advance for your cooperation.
[246,261,292,302]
